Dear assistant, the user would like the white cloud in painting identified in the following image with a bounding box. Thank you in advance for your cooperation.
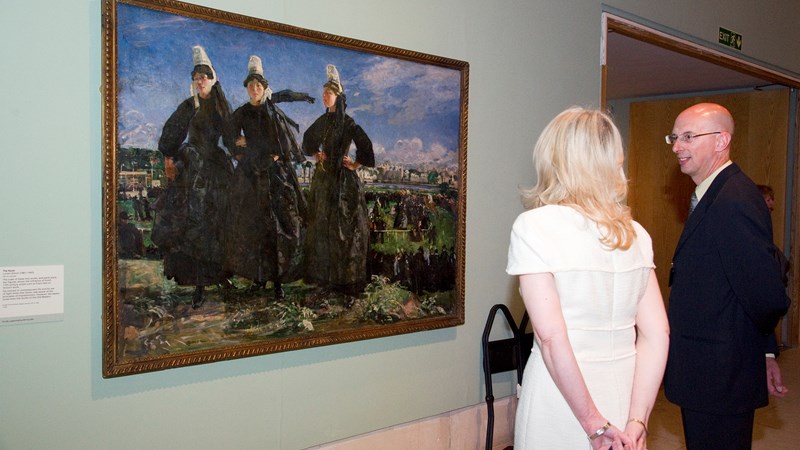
[390,138,457,168]
[118,109,161,149]
[358,58,459,125]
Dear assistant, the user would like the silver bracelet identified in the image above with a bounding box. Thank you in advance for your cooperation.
[587,422,611,441]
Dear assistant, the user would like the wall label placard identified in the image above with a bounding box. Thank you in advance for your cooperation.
[1,265,64,326]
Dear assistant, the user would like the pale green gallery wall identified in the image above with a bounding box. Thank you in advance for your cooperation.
[1,1,798,449]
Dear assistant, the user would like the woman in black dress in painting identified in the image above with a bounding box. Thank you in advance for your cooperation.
[152,45,235,308]
[226,55,310,299]
[302,64,375,295]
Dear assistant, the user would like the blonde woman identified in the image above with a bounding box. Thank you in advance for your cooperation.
[506,107,669,449]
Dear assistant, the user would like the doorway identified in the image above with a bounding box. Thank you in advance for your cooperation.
[602,13,800,346]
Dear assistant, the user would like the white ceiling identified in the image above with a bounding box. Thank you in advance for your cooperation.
[605,31,775,100]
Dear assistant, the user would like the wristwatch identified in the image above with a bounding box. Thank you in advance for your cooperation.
[588,422,611,441]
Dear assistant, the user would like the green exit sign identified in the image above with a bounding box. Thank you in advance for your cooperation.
[719,27,742,50]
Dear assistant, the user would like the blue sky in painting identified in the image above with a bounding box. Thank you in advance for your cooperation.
[116,3,462,169]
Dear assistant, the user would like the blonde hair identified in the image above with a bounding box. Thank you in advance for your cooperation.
[520,107,635,250]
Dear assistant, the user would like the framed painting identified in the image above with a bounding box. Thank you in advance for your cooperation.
[101,0,468,377]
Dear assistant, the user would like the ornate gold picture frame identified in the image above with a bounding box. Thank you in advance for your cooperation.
[101,0,468,377]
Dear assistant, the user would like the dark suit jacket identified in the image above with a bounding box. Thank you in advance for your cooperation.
[664,163,789,414]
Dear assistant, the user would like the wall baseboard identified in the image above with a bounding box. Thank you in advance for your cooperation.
[309,395,517,450]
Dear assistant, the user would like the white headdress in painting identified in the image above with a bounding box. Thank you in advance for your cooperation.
[190,45,218,108]
[247,55,272,102]
[324,64,344,95]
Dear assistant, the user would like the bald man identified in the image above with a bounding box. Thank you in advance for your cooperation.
[664,103,789,449]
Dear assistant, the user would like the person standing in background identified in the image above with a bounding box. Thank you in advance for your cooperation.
[757,184,789,287]
[118,211,144,259]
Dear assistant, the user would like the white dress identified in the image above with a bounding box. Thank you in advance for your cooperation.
[506,205,654,449]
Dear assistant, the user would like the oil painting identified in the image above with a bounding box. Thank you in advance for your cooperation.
[102,0,468,377]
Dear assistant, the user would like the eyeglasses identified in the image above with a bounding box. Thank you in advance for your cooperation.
[665,131,721,145]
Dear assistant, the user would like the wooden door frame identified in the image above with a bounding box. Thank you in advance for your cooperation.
[601,13,800,347]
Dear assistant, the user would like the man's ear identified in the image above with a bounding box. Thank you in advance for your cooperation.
[715,132,732,152]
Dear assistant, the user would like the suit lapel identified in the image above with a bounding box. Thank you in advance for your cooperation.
[673,163,740,258]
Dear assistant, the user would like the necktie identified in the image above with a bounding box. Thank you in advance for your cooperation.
[688,192,698,215]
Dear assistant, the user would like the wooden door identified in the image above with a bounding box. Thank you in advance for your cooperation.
[627,89,790,311]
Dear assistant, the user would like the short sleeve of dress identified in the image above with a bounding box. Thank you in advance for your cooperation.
[631,220,655,267]
[506,211,549,275]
